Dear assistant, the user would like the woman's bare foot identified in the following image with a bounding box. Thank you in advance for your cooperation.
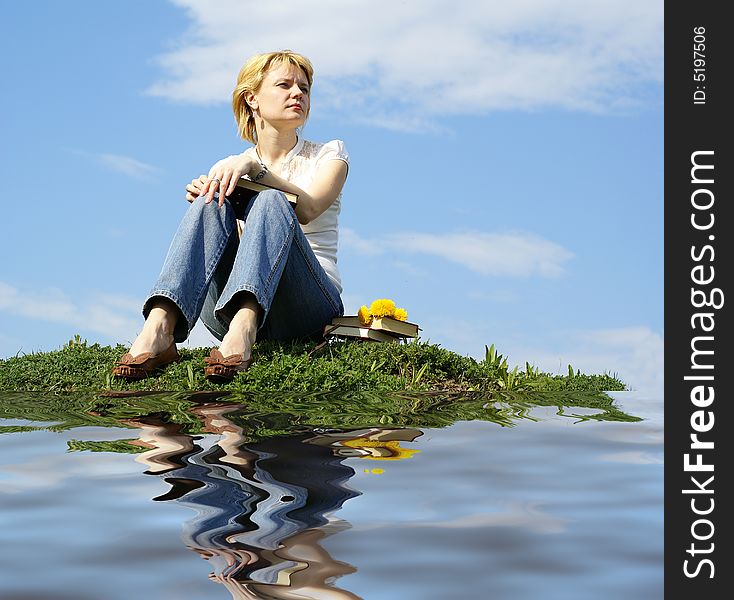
[217,296,259,360]
[203,295,260,382]
[112,301,180,380]
[128,302,177,357]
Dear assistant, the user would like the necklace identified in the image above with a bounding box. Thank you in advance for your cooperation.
[255,136,298,175]
[254,146,267,166]
[255,146,281,175]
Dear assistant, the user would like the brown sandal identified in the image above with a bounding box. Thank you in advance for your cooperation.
[112,343,180,380]
[204,349,253,382]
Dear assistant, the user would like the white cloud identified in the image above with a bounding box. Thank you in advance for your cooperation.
[147,0,662,128]
[0,282,220,351]
[340,227,382,257]
[504,326,664,396]
[600,451,663,465]
[352,501,566,534]
[342,227,573,277]
[66,148,160,180]
[0,282,141,343]
[407,316,663,397]
[97,153,160,179]
[389,231,573,277]
[425,316,491,349]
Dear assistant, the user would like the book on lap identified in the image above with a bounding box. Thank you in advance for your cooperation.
[227,177,298,220]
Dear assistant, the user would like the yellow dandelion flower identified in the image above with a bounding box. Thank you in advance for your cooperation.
[369,298,396,318]
[393,307,408,321]
[342,438,420,460]
[358,305,372,325]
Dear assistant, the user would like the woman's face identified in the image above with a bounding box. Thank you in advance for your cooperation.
[251,62,310,127]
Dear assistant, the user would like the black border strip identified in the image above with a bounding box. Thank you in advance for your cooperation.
[665,3,732,596]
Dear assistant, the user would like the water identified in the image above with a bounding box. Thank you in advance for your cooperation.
[0,390,662,599]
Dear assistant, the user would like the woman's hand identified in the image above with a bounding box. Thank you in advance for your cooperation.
[201,154,258,207]
[185,175,209,203]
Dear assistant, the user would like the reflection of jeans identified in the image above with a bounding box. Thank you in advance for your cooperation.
[160,432,359,584]
[144,190,343,342]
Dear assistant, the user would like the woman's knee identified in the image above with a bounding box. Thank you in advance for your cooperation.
[182,195,236,230]
[183,195,213,222]
[245,190,293,222]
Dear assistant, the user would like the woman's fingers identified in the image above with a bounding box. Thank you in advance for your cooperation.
[204,155,252,206]
[225,173,240,198]
[214,169,237,207]
[204,174,220,204]
[185,183,200,202]
[217,172,233,207]
[185,175,209,202]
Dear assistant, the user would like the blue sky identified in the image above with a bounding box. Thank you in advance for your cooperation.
[0,1,663,395]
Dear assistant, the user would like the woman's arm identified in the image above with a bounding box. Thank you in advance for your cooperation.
[200,153,348,225]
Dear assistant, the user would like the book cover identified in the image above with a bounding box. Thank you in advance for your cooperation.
[227,177,298,220]
[331,315,419,338]
[324,324,401,343]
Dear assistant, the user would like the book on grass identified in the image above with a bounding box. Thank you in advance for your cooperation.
[227,177,298,219]
[324,324,401,343]
[331,315,419,338]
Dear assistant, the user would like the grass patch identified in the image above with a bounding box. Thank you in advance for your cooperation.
[0,338,635,448]
[0,387,640,450]
[0,336,626,395]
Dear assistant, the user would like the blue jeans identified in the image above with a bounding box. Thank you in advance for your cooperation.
[144,190,343,343]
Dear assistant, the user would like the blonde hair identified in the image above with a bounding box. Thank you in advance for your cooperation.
[232,50,314,144]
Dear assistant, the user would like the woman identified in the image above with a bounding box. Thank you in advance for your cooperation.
[113,50,349,382]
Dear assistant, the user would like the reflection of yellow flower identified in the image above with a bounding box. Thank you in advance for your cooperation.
[369,299,396,318]
[342,438,420,460]
[358,305,372,326]
[393,307,408,321]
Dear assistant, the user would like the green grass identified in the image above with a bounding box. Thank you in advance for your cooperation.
[0,337,636,449]
[0,387,640,450]
[0,336,626,395]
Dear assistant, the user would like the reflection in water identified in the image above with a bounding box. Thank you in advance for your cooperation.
[0,391,660,598]
[123,404,422,599]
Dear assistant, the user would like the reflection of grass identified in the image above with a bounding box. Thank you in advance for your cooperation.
[0,337,626,394]
[0,387,642,453]
[67,439,147,454]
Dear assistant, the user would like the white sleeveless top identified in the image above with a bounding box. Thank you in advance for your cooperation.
[243,137,349,294]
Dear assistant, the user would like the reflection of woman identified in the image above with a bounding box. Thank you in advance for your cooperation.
[127,404,360,595]
[113,50,349,382]
[123,405,423,598]
[208,528,361,600]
